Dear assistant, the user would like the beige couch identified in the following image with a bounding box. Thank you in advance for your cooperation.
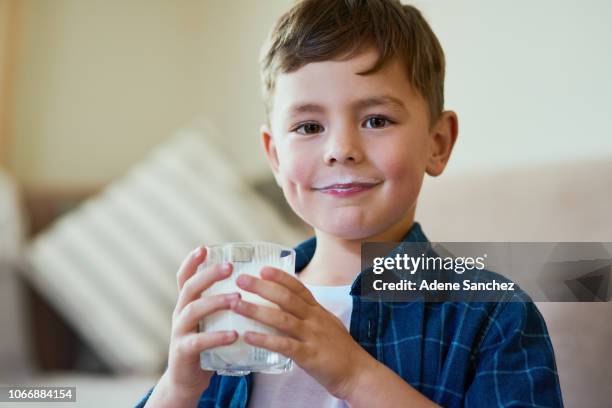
[417,157,612,408]
[0,171,157,406]
[2,155,610,407]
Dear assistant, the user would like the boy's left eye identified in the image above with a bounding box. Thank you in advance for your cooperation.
[363,116,393,129]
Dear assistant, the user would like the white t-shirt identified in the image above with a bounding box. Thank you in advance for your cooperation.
[248,283,353,408]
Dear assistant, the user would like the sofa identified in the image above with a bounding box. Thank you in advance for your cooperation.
[1,153,610,407]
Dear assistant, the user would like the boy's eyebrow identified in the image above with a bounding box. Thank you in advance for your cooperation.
[287,103,326,116]
[352,95,407,111]
[287,94,407,117]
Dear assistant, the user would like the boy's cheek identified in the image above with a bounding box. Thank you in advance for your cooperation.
[278,167,310,195]
[277,148,317,187]
[380,156,426,201]
[380,153,422,183]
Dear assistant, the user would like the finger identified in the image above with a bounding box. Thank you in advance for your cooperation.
[260,266,317,305]
[174,331,238,360]
[243,331,300,360]
[235,274,309,319]
[174,293,241,336]
[176,246,207,290]
[232,299,304,339]
[175,262,232,313]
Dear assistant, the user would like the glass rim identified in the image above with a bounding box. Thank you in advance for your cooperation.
[204,241,296,255]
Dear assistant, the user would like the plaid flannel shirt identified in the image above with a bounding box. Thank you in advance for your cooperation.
[136,222,563,407]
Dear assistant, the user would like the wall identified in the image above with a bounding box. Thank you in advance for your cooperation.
[8,0,293,187]
[415,0,612,176]
[0,0,20,166]
[7,0,612,187]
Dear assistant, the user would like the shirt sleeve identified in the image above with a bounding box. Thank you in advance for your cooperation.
[132,376,224,408]
[465,299,564,407]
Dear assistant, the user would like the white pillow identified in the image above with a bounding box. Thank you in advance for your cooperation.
[22,119,303,374]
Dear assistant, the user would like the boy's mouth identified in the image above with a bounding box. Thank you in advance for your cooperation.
[313,181,381,197]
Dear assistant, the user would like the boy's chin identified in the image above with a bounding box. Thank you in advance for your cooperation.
[324,229,377,241]
[303,206,394,240]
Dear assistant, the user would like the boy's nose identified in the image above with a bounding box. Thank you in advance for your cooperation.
[323,132,364,165]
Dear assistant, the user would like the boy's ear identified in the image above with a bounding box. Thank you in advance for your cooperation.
[426,110,459,177]
[260,124,282,187]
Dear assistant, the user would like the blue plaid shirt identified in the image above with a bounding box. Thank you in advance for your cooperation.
[136,222,563,407]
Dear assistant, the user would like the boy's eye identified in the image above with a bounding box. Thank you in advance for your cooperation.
[292,117,393,134]
[363,116,392,129]
[294,122,323,135]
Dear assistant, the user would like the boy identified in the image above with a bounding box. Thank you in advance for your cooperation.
[138,0,563,406]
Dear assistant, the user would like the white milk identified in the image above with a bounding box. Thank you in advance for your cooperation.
[198,242,295,375]
[201,261,280,364]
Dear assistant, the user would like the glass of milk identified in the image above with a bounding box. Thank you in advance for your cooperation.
[199,241,296,376]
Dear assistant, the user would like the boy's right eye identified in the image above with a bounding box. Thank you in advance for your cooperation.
[293,122,323,135]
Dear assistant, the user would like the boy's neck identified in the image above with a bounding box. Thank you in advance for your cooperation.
[298,209,416,286]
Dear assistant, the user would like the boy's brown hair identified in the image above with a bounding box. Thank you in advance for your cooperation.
[259,0,446,128]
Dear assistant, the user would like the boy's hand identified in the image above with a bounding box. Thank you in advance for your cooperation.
[147,247,240,407]
[232,266,373,401]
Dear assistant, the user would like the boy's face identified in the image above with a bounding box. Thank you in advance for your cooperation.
[262,45,457,240]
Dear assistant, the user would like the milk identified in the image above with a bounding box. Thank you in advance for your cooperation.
[201,261,280,362]
[198,243,295,375]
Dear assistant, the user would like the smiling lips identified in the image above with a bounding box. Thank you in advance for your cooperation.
[314,182,381,197]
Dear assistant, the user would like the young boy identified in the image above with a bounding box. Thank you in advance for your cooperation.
[137,0,563,406]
